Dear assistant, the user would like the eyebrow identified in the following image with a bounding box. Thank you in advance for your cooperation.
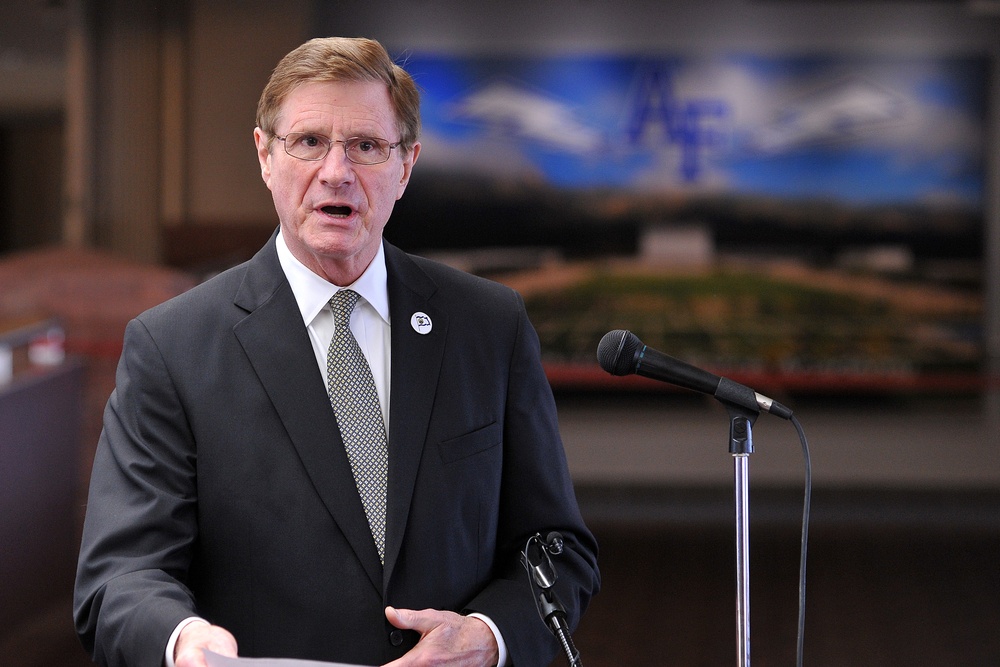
[286,129,387,140]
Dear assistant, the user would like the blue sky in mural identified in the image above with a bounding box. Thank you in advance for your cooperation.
[403,53,986,209]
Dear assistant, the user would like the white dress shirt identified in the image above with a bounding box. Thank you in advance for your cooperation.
[275,230,391,430]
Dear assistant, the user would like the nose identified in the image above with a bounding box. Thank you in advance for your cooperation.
[316,144,355,186]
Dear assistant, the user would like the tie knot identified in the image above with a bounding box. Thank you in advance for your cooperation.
[330,289,361,327]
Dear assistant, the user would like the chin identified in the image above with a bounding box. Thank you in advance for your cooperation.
[301,225,359,250]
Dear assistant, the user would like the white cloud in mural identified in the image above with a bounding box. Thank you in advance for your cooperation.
[448,81,604,156]
[731,67,981,162]
[744,76,907,153]
[416,128,546,181]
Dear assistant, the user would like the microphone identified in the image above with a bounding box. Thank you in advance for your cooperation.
[525,532,564,589]
[597,329,793,420]
[543,531,564,556]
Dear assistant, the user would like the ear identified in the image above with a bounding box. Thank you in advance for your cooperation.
[253,127,273,188]
[395,142,421,200]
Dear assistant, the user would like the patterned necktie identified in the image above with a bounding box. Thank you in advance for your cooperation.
[327,289,388,563]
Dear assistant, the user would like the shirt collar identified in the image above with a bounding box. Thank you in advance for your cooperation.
[275,229,390,328]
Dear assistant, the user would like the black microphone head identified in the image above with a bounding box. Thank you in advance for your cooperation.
[597,329,642,376]
[544,531,564,555]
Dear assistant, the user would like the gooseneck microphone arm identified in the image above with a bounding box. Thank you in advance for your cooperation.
[596,329,793,419]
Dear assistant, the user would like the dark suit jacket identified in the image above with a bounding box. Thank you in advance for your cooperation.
[74,236,599,667]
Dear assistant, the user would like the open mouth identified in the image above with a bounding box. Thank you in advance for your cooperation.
[321,205,353,218]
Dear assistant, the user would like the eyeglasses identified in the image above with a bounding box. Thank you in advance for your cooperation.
[276,132,401,165]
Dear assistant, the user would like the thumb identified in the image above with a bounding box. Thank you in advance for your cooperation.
[385,606,438,634]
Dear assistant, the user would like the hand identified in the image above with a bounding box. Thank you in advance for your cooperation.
[174,621,239,667]
[382,606,499,667]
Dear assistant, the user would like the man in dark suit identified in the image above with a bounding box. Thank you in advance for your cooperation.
[74,36,599,667]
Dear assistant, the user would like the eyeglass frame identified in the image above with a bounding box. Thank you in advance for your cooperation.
[274,132,403,165]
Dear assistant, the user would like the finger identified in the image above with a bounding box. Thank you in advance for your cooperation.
[384,606,442,634]
[381,610,499,667]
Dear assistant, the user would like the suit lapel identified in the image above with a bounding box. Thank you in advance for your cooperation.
[382,244,447,587]
[231,236,384,592]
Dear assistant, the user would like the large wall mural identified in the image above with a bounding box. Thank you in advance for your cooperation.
[387,53,987,394]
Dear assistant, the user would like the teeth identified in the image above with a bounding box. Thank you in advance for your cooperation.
[322,205,351,217]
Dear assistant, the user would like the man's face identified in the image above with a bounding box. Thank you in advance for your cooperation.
[254,79,420,285]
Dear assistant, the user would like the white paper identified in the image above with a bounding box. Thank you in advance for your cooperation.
[204,649,373,667]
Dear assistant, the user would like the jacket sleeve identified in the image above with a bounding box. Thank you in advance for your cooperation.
[74,317,200,667]
[463,294,600,666]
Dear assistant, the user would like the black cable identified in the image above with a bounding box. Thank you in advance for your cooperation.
[791,415,812,667]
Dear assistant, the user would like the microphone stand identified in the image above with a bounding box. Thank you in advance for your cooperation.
[721,393,758,667]
[596,330,794,667]
[537,586,581,667]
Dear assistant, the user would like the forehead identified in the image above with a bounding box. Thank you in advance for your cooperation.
[278,79,396,135]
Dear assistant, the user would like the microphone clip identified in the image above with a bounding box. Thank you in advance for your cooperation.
[521,532,583,666]
[521,532,563,590]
